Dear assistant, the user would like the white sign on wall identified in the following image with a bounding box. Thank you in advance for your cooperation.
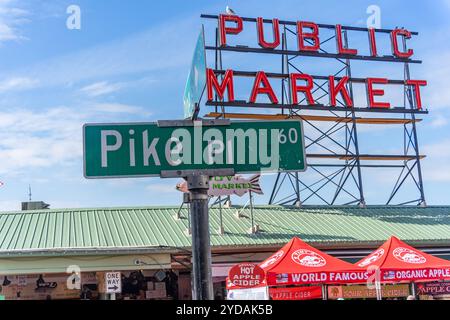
[105,272,122,294]
[227,287,269,300]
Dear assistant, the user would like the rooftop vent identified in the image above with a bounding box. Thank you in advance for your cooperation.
[21,201,50,211]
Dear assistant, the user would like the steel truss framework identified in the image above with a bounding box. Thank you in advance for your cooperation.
[201,14,427,207]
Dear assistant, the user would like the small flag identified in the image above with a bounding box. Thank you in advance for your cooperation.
[276,273,289,284]
[383,271,395,281]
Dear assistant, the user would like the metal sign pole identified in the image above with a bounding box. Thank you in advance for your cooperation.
[249,191,254,231]
[218,196,224,235]
[188,174,214,300]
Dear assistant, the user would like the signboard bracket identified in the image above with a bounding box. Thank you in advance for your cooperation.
[157,119,230,128]
[160,169,234,179]
[192,103,200,121]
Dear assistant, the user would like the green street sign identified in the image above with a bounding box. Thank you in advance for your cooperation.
[83,120,306,179]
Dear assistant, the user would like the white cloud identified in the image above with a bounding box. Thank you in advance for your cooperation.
[0,107,86,175]
[0,101,156,177]
[0,77,38,92]
[0,16,197,89]
[0,73,164,177]
[45,200,84,210]
[0,200,21,211]
[421,29,450,111]
[92,103,151,116]
[0,0,29,43]
[424,168,450,182]
[0,23,20,41]
[146,183,178,194]
[423,58,450,109]
[81,81,122,97]
[423,139,450,158]
[422,139,450,182]
[0,106,132,173]
[430,114,448,128]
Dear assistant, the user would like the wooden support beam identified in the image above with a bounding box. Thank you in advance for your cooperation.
[204,112,422,125]
[307,154,426,161]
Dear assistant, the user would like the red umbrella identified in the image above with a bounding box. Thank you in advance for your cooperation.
[355,236,450,283]
[260,237,369,286]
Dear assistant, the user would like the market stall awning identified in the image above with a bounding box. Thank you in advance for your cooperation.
[355,236,450,283]
[260,237,368,286]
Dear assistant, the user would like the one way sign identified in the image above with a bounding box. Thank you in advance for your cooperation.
[105,272,122,294]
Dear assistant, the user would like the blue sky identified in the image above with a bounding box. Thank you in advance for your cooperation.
[0,0,450,210]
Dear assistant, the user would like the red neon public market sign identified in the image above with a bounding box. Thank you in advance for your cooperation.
[206,14,427,111]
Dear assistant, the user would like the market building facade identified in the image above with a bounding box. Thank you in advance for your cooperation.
[0,205,449,300]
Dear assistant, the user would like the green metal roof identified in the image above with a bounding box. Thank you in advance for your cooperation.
[0,205,450,257]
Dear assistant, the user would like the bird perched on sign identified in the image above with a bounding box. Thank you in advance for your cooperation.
[226,6,236,15]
